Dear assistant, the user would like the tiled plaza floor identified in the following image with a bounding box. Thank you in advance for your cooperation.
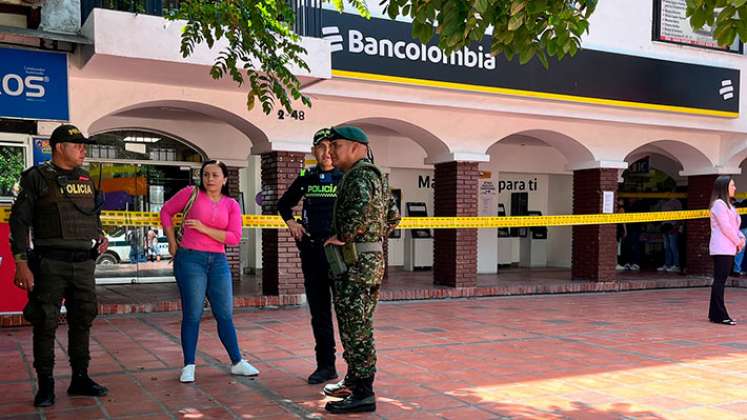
[3,287,747,419]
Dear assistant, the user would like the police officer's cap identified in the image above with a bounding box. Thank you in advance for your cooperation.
[50,124,95,147]
[313,128,334,146]
[330,125,368,144]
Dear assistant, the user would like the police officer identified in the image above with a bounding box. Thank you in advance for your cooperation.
[323,125,400,414]
[277,128,343,384]
[10,124,109,407]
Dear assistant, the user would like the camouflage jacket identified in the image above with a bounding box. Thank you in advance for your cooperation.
[332,159,400,244]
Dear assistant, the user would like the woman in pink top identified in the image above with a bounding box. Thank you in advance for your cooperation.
[708,175,745,325]
[160,160,259,382]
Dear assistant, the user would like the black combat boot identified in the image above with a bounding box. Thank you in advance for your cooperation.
[34,374,55,407]
[67,370,108,397]
[325,376,376,414]
[308,366,338,384]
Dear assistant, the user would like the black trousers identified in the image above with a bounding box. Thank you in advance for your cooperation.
[299,238,336,369]
[710,255,733,322]
[23,253,98,376]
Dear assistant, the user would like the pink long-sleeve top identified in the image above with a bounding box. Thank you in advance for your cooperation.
[710,199,745,256]
[160,186,242,253]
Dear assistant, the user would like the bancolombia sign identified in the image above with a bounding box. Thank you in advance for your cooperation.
[0,47,69,121]
[322,11,740,118]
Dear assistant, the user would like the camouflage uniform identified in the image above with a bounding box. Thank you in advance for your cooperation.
[331,158,400,382]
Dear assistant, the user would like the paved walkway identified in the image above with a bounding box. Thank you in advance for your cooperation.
[3,288,747,419]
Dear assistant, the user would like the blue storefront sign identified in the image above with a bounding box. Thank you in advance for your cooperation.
[0,47,69,121]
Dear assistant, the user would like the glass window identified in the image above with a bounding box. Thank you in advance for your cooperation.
[0,143,27,201]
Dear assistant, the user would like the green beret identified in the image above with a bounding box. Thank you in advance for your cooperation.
[313,128,333,146]
[331,125,368,144]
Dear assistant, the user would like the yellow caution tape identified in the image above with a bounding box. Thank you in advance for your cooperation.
[2,205,747,229]
[617,192,747,199]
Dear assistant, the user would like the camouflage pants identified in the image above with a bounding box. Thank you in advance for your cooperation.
[333,252,384,380]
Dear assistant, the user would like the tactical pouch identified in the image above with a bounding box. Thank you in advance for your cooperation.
[342,243,359,265]
[325,245,348,277]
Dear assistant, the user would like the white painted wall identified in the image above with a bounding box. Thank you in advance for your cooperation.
[547,175,573,268]
[387,167,435,266]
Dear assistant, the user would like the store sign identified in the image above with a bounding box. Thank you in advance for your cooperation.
[0,47,69,121]
[654,0,742,53]
[323,10,740,118]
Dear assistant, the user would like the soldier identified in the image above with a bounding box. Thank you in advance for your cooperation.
[277,128,343,384]
[10,124,109,407]
[323,125,400,414]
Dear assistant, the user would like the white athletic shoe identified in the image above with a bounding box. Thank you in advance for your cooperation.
[180,364,195,383]
[630,264,640,271]
[231,360,260,377]
[667,265,681,273]
[657,265,669,272]
[616,264,626,271]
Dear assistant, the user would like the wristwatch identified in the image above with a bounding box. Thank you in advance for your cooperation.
[14,253,27,263]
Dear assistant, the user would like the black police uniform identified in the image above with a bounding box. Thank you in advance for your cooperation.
[277,165,342,377]
[9,126,107,407]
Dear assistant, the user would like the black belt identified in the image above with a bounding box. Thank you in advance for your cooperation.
[301,235,328,245]
[35,248,95,263]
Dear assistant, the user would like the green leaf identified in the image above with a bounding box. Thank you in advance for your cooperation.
[508,14,524,31]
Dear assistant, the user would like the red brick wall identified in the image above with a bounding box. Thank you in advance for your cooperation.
[687,175,717,276]
[433,161,479,287]
[260,152,305,295]
[226,166,241,281]
[572,168,618,282]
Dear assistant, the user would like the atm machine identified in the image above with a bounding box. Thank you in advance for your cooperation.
[497,203,513,266]
[519,210,548,267]
[403,202,433,271]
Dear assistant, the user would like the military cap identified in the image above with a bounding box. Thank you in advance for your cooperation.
[330,125,368,144]
[50,124,95,147]
[313,128,334,146]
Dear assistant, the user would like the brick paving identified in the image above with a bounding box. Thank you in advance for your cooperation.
[3,288,747,419]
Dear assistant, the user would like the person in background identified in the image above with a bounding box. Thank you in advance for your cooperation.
[146,228,160,262]
[708,176,744,325]
[160,159,259,382]
[657,194,683,273]
[616,199,629,271]
[732,198,747,276]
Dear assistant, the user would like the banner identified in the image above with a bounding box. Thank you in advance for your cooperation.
[323,10,740,118]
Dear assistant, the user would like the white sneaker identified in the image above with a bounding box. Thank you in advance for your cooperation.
[630,264,640,271]
[667,265,681,273]
[657,265,669,272]
[616,264,626,271]
[231,359,259,377]
[180,364,195,383]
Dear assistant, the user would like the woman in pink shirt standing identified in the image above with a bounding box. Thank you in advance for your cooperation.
[709,175,745,325]
[161,160,259,382]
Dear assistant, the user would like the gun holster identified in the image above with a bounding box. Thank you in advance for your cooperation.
[324,245,348,277]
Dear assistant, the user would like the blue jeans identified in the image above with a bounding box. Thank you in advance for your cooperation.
[664,232,680,267]
[734,228,747,272]
[174,248,242,365]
